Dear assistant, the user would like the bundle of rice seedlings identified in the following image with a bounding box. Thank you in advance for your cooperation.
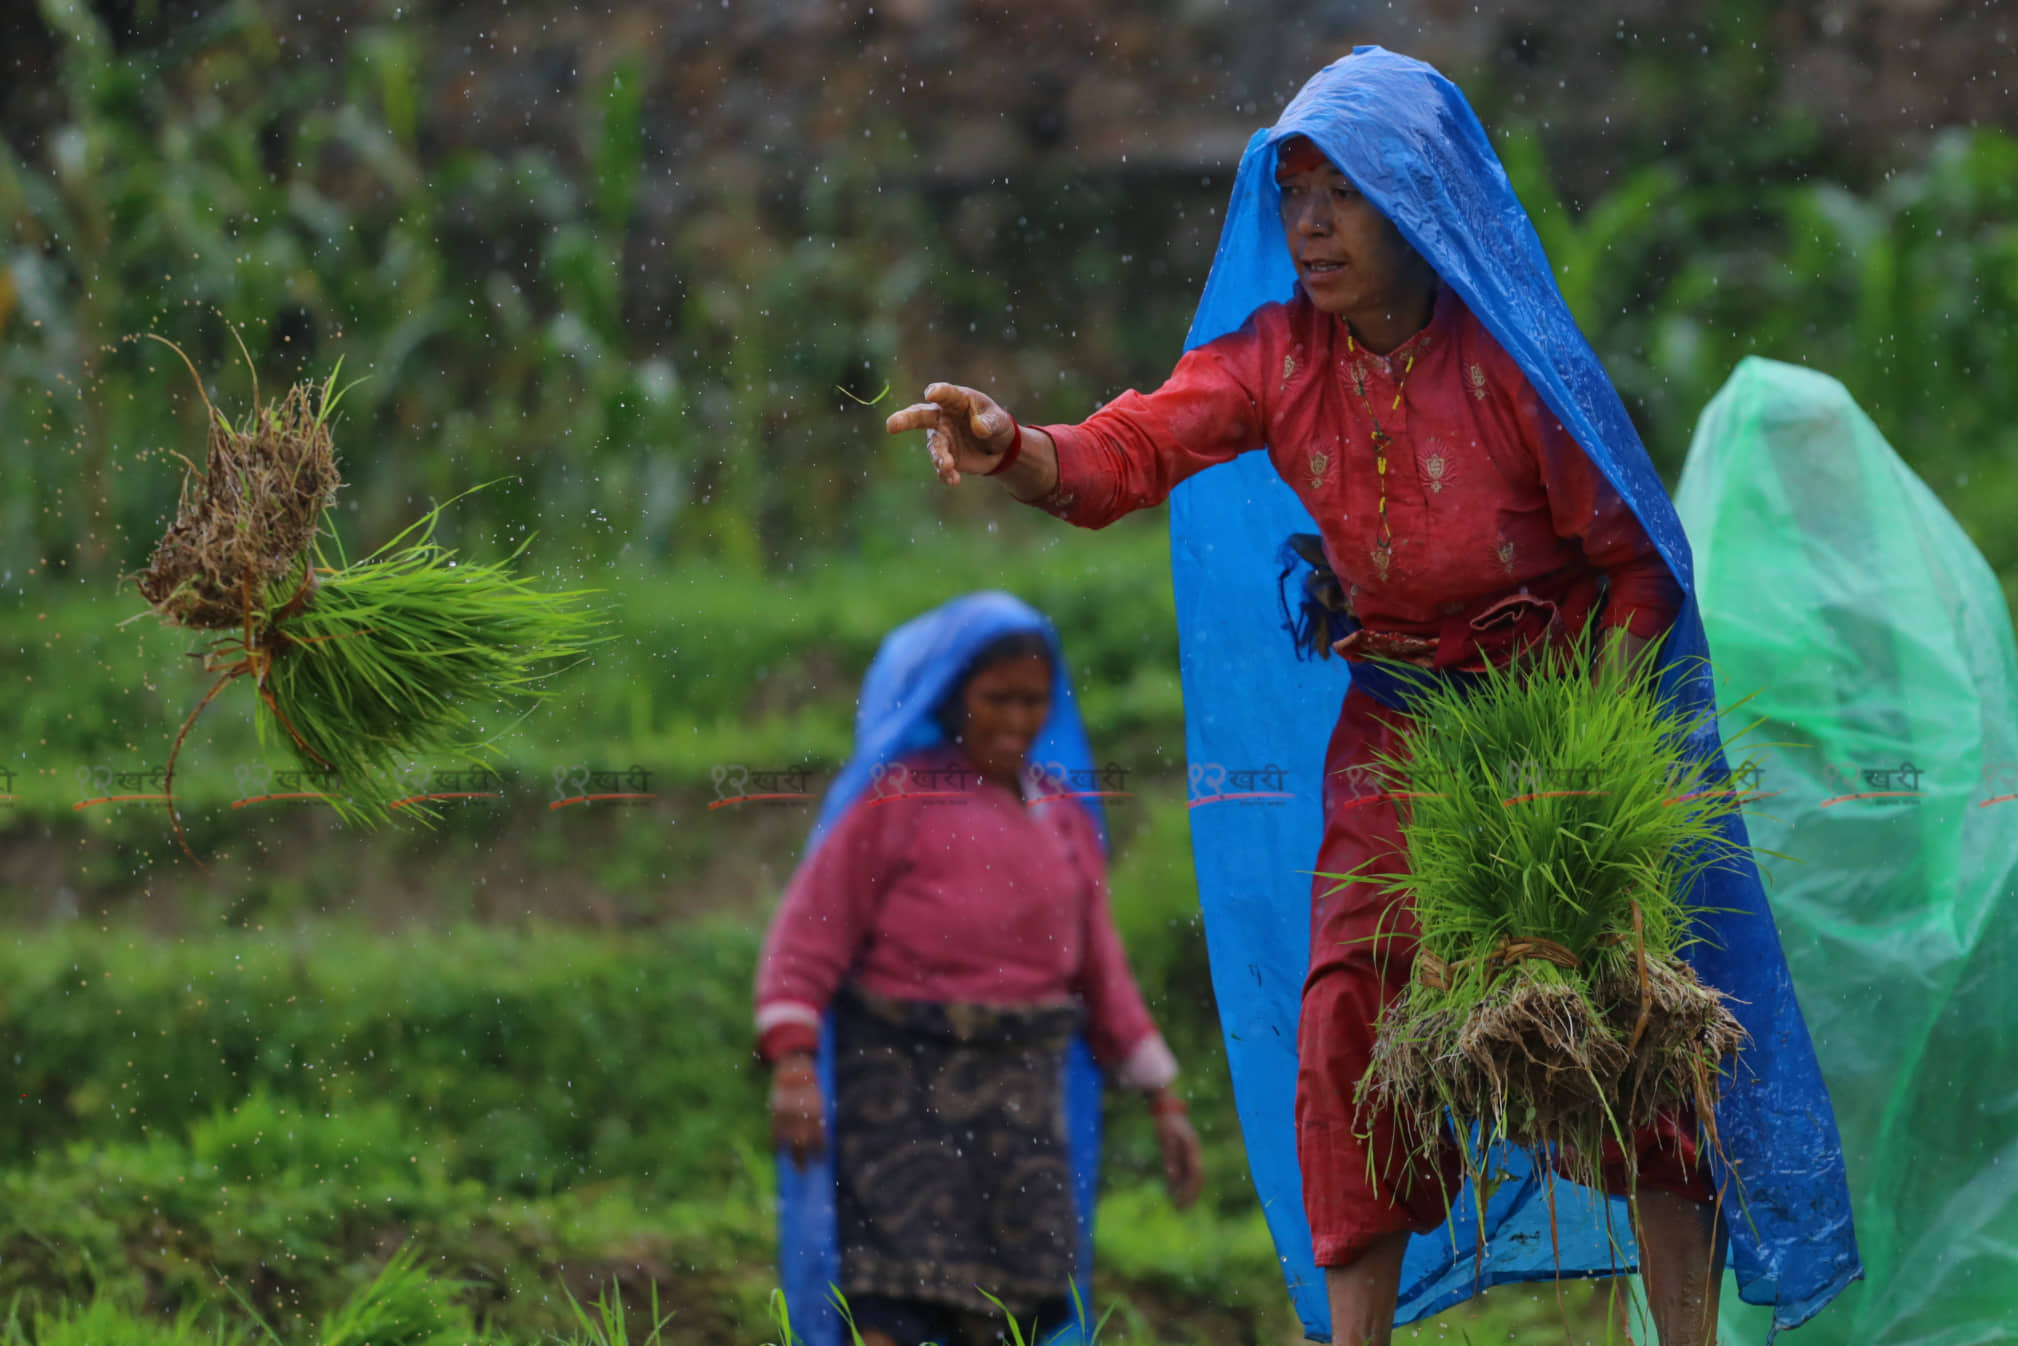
[133,344,600,852]
[244,509,603,828]
[1348,632,1752,1201]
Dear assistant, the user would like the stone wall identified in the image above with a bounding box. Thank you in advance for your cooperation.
[11,1,2009,197]
[393,0,2013,194]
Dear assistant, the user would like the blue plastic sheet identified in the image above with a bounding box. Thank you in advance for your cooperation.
[776,592,1105,1346]
[1165,48,1861,1338]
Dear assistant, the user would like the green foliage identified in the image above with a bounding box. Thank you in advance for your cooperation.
[2,523,1180,834]
[0,925,768,1189]
[1497,124,2018,607]
[0,926,779,1340]
[562,1283,673,1346]
[0,1132,767,1341]
[10,0,2014,608]
[259,505,605,826]
[0,0,955,579]
[0,912,1276,1343]
[0,853,1629,1345]
[1368,640,1743,978]
[312,1245,482,1346]
[0,1295,253,1346]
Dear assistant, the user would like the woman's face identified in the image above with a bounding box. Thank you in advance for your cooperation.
[954,654,1053,785]
[1275,143,1435,328]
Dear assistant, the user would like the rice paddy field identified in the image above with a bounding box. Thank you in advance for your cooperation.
[0,897,1632,1346]
[1,539,1647,1344]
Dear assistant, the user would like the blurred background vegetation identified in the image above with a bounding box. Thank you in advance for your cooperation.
[3,0,2014,1340]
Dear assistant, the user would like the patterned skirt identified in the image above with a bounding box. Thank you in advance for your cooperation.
[832,984,1082,1317]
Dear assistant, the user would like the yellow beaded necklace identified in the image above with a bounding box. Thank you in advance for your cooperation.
[1346,330,1416,582]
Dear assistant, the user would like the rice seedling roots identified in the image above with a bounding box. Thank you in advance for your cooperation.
[137,368,339,632]
[1361,941,1747,1191]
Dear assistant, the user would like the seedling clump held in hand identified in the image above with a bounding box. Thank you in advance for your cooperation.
[1346,632,1753,1217]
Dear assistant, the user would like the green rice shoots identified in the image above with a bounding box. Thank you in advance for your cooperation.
[134,350,602,852]
[1341,631,1753,1205]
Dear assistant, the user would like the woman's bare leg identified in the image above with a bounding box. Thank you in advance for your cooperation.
[1323,1231,1410,1346]
[1636,1189,1725,1346]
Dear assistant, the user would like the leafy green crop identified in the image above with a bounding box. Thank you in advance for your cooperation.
[1345,635,1753,1209]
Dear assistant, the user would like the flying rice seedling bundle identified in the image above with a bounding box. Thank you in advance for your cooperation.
[1349,633,1753,1221]
[133,342,600,856]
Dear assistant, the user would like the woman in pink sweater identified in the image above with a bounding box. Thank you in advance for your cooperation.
[756,594,1202,1346]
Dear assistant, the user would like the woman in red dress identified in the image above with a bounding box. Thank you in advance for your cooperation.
[887,132,1727,1346]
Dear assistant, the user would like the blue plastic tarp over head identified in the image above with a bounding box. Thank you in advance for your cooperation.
[1165,47,1861,1339]
[775,592,1105,1346]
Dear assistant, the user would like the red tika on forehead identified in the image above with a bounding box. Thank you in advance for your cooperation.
[1274,137,1332,179]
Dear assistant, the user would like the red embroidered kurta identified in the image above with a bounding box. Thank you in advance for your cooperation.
[754,744,1177,1090]
[1030,285,1694,1266]
[1037,285,1680,639]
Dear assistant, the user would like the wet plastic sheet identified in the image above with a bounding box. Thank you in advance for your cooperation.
[775,593,1105,1346]
[1675,357,2018,1346]
[1166,48,1860,1339]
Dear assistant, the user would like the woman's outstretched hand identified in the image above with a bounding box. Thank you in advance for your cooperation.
[885,383,1017,484]
[769,1053,825,1166]
[885,383,1057,497]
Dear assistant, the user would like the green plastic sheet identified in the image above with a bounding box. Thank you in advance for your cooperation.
[1675,357,2018,1344]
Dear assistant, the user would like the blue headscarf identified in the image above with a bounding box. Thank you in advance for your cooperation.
[777,592,1106,1346]
[1167,48,1860,1338]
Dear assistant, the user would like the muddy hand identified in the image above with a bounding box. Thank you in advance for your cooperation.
[1156,1111,1206,1210]
[885,383,1018,486]
[769,1055,826,1165]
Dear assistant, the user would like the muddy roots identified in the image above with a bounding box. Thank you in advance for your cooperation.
[1457,972,1630,1145]
[1597,958,1748,1132]
[1361,1001,1471,1156]
[137,380,340,630]
[1359,957,1746,1182]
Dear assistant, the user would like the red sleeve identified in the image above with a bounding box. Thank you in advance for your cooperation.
[1063,809,1177,1091]
[1033,314,1274,529]
[1510,378,1683,640]
[752,797,902,1063]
